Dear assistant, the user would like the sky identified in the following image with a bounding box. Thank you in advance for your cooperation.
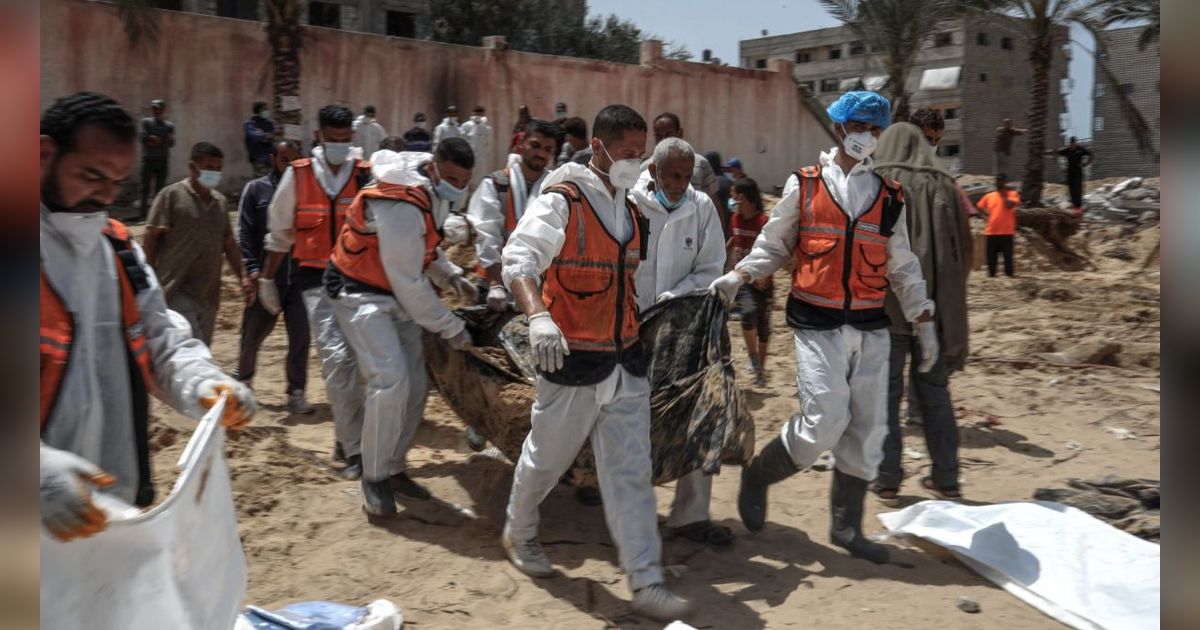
[587,0,1095,141]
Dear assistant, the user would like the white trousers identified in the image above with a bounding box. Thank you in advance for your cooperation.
[505,367,664,591]
[302,288,366,457]
[666,471,714,528]
[780,327,890,481]
[330,292,429,482]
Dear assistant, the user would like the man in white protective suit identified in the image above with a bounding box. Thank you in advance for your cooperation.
[630,137,729,547]
[499,104,692,622]
[39,92,256,542]
[709,91,938,564]
[323,139,479,517]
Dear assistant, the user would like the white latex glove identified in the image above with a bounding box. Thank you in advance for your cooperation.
[257,278,282,315]
[442,213,473,245]
[447,326,472,351]
[40,444,115,542]
[655,291,676,304]
[915,320,940,373]
[709,271,744,305]
[528,312,569,373]
[450,274,479,303]
[487,284,509,312]
[198,379,257,428]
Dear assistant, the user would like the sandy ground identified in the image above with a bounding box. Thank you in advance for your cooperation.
[141,218,1159,629]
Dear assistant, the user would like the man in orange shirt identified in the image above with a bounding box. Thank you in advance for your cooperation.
[976,173,1020,277]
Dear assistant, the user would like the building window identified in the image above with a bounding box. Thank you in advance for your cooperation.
[308,1,340,28]
[820,78,839,93]
[755,59,767,69]
[944,107,959,120]
[217,0,258,19]
[849,41,865,55]
[386,10,416,37]
[1120,82,1136,95]
[150,0,182,9]
[943,144,961,156]
[976,32,990,46]
[979,72,988,82]
[870,43,882,52]
[799,80,816,94]
[933,32,953,47]
[1094,116,1105,131]
[1095,83,1106,97]
[829,47,842,60]
[1001,36,1013,50]
[795,51,811,63]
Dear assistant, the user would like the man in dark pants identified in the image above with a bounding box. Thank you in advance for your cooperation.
[138,99,174,221]
[976,174,1019,278]
[235,140,314,414]
[1048,136,1093,213]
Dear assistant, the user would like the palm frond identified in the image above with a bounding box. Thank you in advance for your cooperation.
[115,0,161,47]
[1072,13,1157,156]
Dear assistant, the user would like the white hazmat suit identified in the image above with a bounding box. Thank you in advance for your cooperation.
[329,151,468,483]
[265,145,367,460]
[629,168,726,529]
[501,163,664,592]
[467,152,548,272]
[734,148,933,480]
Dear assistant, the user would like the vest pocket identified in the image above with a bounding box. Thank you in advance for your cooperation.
[554,264,614,298]
[798,235,838,257]
[858,242,889,272]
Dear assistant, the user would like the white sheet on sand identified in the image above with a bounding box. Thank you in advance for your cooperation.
[879,500,1159,630]
[41,396,246,630]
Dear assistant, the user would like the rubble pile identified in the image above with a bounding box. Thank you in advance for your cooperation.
[1073,177,1161,224]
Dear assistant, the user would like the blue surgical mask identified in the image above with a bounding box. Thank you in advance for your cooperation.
[435,177,466,202]
[197,170,223,189]
[726,197,737,211]
[654,178,685,210]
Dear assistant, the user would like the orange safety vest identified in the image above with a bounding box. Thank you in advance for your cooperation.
[788,166,904,329]
[541,181,645,379]
[291,158,372,268]
[329,182,441,293]
[475,168,519,278]
[40,219,155,429]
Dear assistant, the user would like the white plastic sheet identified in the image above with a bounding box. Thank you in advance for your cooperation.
[918,66,962,90]
[879,501,1159,630]
[41,396,246,629]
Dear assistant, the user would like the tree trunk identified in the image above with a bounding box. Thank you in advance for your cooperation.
[1022,39,1052,206]
[887,68,909,123]
[266,0,303,140]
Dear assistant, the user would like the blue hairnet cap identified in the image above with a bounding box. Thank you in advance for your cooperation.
[827,91,892,128]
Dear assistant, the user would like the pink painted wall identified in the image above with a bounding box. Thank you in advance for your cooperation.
[41,0,833,196]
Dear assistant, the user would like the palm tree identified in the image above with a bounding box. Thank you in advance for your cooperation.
[817,0,973,122]
[116,0,306,138]
[986,0,1156,205]
[1089,0,1159,50]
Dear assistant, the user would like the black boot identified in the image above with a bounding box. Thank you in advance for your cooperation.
[465,426,487,452]
[738,437,800,532]
[391,472,431,500]
[340,454,363,481]
[830,468,890,564]
[361,478,396,516]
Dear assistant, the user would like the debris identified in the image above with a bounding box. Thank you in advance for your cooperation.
[956,596,981,614]
[1033,477,1159,540]
[1110,177,1143,195]
[1064,441,1082,451]
[1103,426,1137,440]
[664,565,688,578]
[903,448,926,460]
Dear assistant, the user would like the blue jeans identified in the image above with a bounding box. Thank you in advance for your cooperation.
[877,333,960,490]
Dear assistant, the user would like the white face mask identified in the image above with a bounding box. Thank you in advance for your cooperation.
[598,142,642,189]
[471,115,482,123]
[47,211,107,255]
[323,142,351,166]
[449,116,459,124]
[197,169,222,189]
[415,121,427,129]
[839,124,878,161]
[260,109,271,119]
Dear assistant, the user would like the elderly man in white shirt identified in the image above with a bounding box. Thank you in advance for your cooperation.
[630,137,729,546]
[710,91,938,565]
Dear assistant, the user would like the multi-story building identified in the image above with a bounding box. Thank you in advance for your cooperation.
[740,13,1069,178]
[142,0,430,38]
[1089,26,1159,179]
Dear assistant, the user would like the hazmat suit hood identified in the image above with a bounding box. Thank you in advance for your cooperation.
[872,122,970,371]
[540,161,616,204]
[631,167,696,215]
[368,149,452,226]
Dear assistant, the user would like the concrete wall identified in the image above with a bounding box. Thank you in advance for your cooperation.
[42,0,832,199]
[1090,26,1159,179]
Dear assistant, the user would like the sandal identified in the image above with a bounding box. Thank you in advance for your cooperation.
[921,476,962,500]
[872,485,901,508]
[672,520,735,547]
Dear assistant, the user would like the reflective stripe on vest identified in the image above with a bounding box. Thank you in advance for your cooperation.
[329,182,440,293]
[540,182,643,355]
[790,166,902,312]
[291,158,372,269]
[41,219,155,430]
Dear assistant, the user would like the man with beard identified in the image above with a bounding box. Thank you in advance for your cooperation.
[39,92,255,543]
[468,118,556,311]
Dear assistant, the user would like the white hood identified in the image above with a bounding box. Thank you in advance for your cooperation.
[369,150,435,186]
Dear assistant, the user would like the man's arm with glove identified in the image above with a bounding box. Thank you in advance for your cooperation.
[40,443,115,542]
[502,191,571,372]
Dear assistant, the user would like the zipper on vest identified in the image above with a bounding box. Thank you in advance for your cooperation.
[614,240,627,363]
[842,213,857,317]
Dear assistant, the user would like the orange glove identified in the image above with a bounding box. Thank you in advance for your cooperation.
[41,445,116,542]
[198,380,256,429]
